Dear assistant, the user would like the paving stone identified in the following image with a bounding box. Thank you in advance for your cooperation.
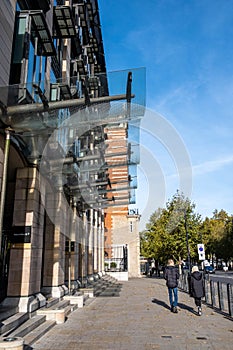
[31,277,233,350]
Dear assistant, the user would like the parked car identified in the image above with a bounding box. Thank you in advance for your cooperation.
[204,265,215,274]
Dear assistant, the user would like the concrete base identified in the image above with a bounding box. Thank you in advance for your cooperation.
[79,288,94,298]
[63,295,84,308]
[0,337,24,350]
[106,271,128,281]
[35,293,46,308]
[37,308,65,324]
[1,296,37,313]
[28,297,40,313]
[62,285,69,295]
[65,280,80,291]
[87,276,94,283]
[93,274,100,281]
[41,286,65,298]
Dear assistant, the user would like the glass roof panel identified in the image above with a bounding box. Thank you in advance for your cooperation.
[0,68,146,169]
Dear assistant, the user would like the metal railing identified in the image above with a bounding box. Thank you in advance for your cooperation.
[104,245,128,272]
[179,271,233,317]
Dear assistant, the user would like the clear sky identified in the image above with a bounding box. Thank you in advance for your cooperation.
[98,0,233,230]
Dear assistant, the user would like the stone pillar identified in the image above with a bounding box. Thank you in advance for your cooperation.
[87,209,94,276]
[98,211,105,273]
[80,212,87,281]
[5,167,44,311]
[65,205,80,291]
[126,213,141,278]
[112,212,141,278]
[41,191,66,298]
[93,210,98,274]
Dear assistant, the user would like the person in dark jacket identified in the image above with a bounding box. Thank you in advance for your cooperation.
[190,265,205,316]
[164,259,180,313]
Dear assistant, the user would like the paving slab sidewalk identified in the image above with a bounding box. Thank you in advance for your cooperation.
[31,276,233,350]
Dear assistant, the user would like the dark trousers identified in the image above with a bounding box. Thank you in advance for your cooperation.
[194,297,201,307]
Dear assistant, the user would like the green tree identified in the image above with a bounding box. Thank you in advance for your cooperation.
[216,214,233,264]
[140,191,202,264]
[201,210,229,262]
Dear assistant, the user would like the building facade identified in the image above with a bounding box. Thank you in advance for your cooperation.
[0,0,145,312]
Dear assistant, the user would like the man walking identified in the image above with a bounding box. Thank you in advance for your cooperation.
[164,259,180,313]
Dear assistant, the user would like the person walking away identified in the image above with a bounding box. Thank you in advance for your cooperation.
[164,259,180,313]
[190,265,205,316]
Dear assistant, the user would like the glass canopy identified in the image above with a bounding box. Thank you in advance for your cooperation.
[0,68,146,209]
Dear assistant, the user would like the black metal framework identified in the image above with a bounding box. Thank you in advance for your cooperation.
[179,272,233,318]
[30,11,56,56]
[53,6,76,38]
[18,0,51,13]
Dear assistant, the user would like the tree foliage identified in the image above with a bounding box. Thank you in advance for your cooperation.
[200,210,233,263]
[140,192,233,265]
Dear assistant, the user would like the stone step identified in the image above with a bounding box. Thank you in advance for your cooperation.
[97,288,122,297]
[45,297,60,309]
[94,281,122,297]
[0,306,19,323]
[102,275,118,282]
[0,312,29,336]
[45,299,70,311]
[4,315,46,339]
[37,299,77,324]
[64,303,78,317]
[83,297,96,307]
[94,277,121,296]
[23,320,56,349]
[0,296,79,348]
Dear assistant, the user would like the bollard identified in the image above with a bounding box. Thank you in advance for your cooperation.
[0,337,24,350]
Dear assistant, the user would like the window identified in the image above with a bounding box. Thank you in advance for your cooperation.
[130,221,133,233]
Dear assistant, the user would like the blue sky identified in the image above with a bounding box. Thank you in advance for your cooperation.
[98,0,233,230]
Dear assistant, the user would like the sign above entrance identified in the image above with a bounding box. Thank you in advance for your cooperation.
[11,226,31,243]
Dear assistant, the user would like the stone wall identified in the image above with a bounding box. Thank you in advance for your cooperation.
[112,214,141,278]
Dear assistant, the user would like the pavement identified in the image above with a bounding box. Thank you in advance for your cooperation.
[30,276,233,350]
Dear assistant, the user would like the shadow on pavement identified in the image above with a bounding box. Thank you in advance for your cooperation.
[151,298,170,310]
[178,302,195,313]
[151,298,196,315]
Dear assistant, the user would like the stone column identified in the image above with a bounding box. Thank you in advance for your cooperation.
[65,205,79,291]
[41,190,67,298]
[126,213,141,278]
[93,210,98,274]
[87,209,94,276]
[98,210,105,273]
[80,212,87,282]
[5,167,44,311]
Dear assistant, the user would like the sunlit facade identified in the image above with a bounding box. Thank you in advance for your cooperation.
[0,0,145,313]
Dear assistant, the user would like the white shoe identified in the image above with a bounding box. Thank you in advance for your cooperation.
[198,307,202,316]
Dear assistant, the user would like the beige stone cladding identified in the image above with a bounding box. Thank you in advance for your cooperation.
[8,167,44,297]
[41,183,72,297]
[112,214,141,278]
[7,167,72,299]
